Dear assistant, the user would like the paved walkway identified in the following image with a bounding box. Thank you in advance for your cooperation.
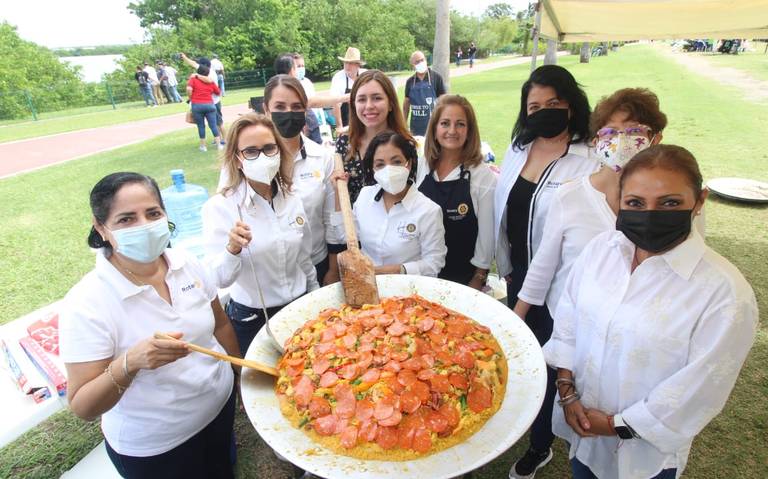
[0,52,567,179]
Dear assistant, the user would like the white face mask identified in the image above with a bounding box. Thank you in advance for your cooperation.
[296,66,306,81]
[595,134,653,172]
[242,153,281,184]
[414,60,428,74]
[110,218,170,264]
[374,165,410,195]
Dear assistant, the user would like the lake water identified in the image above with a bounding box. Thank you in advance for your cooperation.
[59,54,124,83]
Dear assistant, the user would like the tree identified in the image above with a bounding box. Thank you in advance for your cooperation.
[0,22,91,119]
[433,0,450,90]
[580,42,590,63]
[484,3,514,19]
[544,39,558,65]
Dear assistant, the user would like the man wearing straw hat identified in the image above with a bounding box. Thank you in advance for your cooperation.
[330,47,367,133]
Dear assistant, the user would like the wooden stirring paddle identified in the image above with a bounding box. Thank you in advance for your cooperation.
[333,154,380,308]
[154,332,278,377]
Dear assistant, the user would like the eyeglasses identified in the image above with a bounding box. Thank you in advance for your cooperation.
[238,144,279,160]
[596,125,653,140]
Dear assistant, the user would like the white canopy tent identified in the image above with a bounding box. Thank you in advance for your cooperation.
[535,0,768,42]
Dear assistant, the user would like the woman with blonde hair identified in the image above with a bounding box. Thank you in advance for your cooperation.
[335,69,413,204]
[417,95,497,289]
[202,113,318,355]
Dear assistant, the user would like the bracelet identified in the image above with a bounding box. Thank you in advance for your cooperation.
[555,378,575,388]
[105,363,128,394]
[557,391,581,407]
[122,352,135,380]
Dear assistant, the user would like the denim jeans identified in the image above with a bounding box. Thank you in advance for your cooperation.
[168,85,182,102]
[191,102,220,139]
[139,85,156,106]
[571,458,677,479]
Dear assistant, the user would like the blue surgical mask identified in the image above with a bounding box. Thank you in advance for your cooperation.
[110,218,170,263]
[296,67,306,81]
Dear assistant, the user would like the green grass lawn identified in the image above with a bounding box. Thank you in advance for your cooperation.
[693,41,768,83]
[0,45,766,478]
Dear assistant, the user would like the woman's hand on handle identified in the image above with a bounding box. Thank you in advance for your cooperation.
[126,332,190,372]
[227,220,251,255]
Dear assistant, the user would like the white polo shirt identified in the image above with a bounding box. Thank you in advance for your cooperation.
[416,158,497,270]
[59,248,233,457]
[331,184,447,277]
[202,180,319,309]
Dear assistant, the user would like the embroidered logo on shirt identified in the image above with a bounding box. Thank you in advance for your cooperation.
[457,203,469,215]
[299,171,322,181]
[181,279,201,292]
[296,216,305,226]
[397,222,418,240]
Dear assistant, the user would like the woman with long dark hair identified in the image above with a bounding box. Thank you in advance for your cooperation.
[493,65,600,479]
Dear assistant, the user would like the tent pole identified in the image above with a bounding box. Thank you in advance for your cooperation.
[530,2,542,72]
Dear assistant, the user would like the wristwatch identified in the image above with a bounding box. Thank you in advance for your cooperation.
[612,413,640,439]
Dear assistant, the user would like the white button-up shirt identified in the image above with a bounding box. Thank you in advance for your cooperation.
[216,136,337,265]
[331,184,447,276]
[60,249,233,457]
[519,176,708,316]
[291,137,338,264]
[493,141,600,278]
[202,181,319,309]
[416,158,497,270]
[544,230,758,479]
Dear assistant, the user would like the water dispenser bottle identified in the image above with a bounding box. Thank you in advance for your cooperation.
[161,169,209,259]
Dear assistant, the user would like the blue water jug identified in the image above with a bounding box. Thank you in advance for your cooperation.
[161,169,208,259]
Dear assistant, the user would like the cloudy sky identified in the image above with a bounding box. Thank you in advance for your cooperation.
[0,0,528,49]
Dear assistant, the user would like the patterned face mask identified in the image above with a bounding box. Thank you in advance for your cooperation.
[594,126,654,171]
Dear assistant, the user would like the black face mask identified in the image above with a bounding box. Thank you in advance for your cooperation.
[271,111,306,138]
[616,209,693,253]
[525,108,569,139]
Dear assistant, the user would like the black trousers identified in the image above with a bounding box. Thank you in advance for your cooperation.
[314,254,330,286]
[105,388,235,479]
[226,300,287,357]
[507,267,557,453]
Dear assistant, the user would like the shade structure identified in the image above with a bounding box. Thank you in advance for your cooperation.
[537,0,768,42]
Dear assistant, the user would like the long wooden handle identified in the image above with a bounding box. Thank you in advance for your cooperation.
[334,153,359,250]
[154,333,278,377]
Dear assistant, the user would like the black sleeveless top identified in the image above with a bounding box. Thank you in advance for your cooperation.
[506,175,537,270]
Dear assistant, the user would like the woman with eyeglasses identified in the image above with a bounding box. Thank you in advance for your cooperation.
[544,145,756,479]
[202,113,318,355]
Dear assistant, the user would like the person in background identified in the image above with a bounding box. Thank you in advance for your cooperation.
[134,65,157,107]
[61,172,239,479]
[156,61,173,103]
[493,64,599,479]
[331,131,447,277]
[545,145,757,479]
[293,52,350,142]
[202,113,318,356]
[402,50,447,137]
[162,61,183,103]
[417,95,496,289]
[468,42,477,69]
[181,53,226,141]
[330,47,367,133]
[335,69,413,204]
[455,46,463,67]
[261,74,340,285]
[274,54,322,144]
[186,64,223,152]
[143,62,164,105]
[211,54,225,96]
